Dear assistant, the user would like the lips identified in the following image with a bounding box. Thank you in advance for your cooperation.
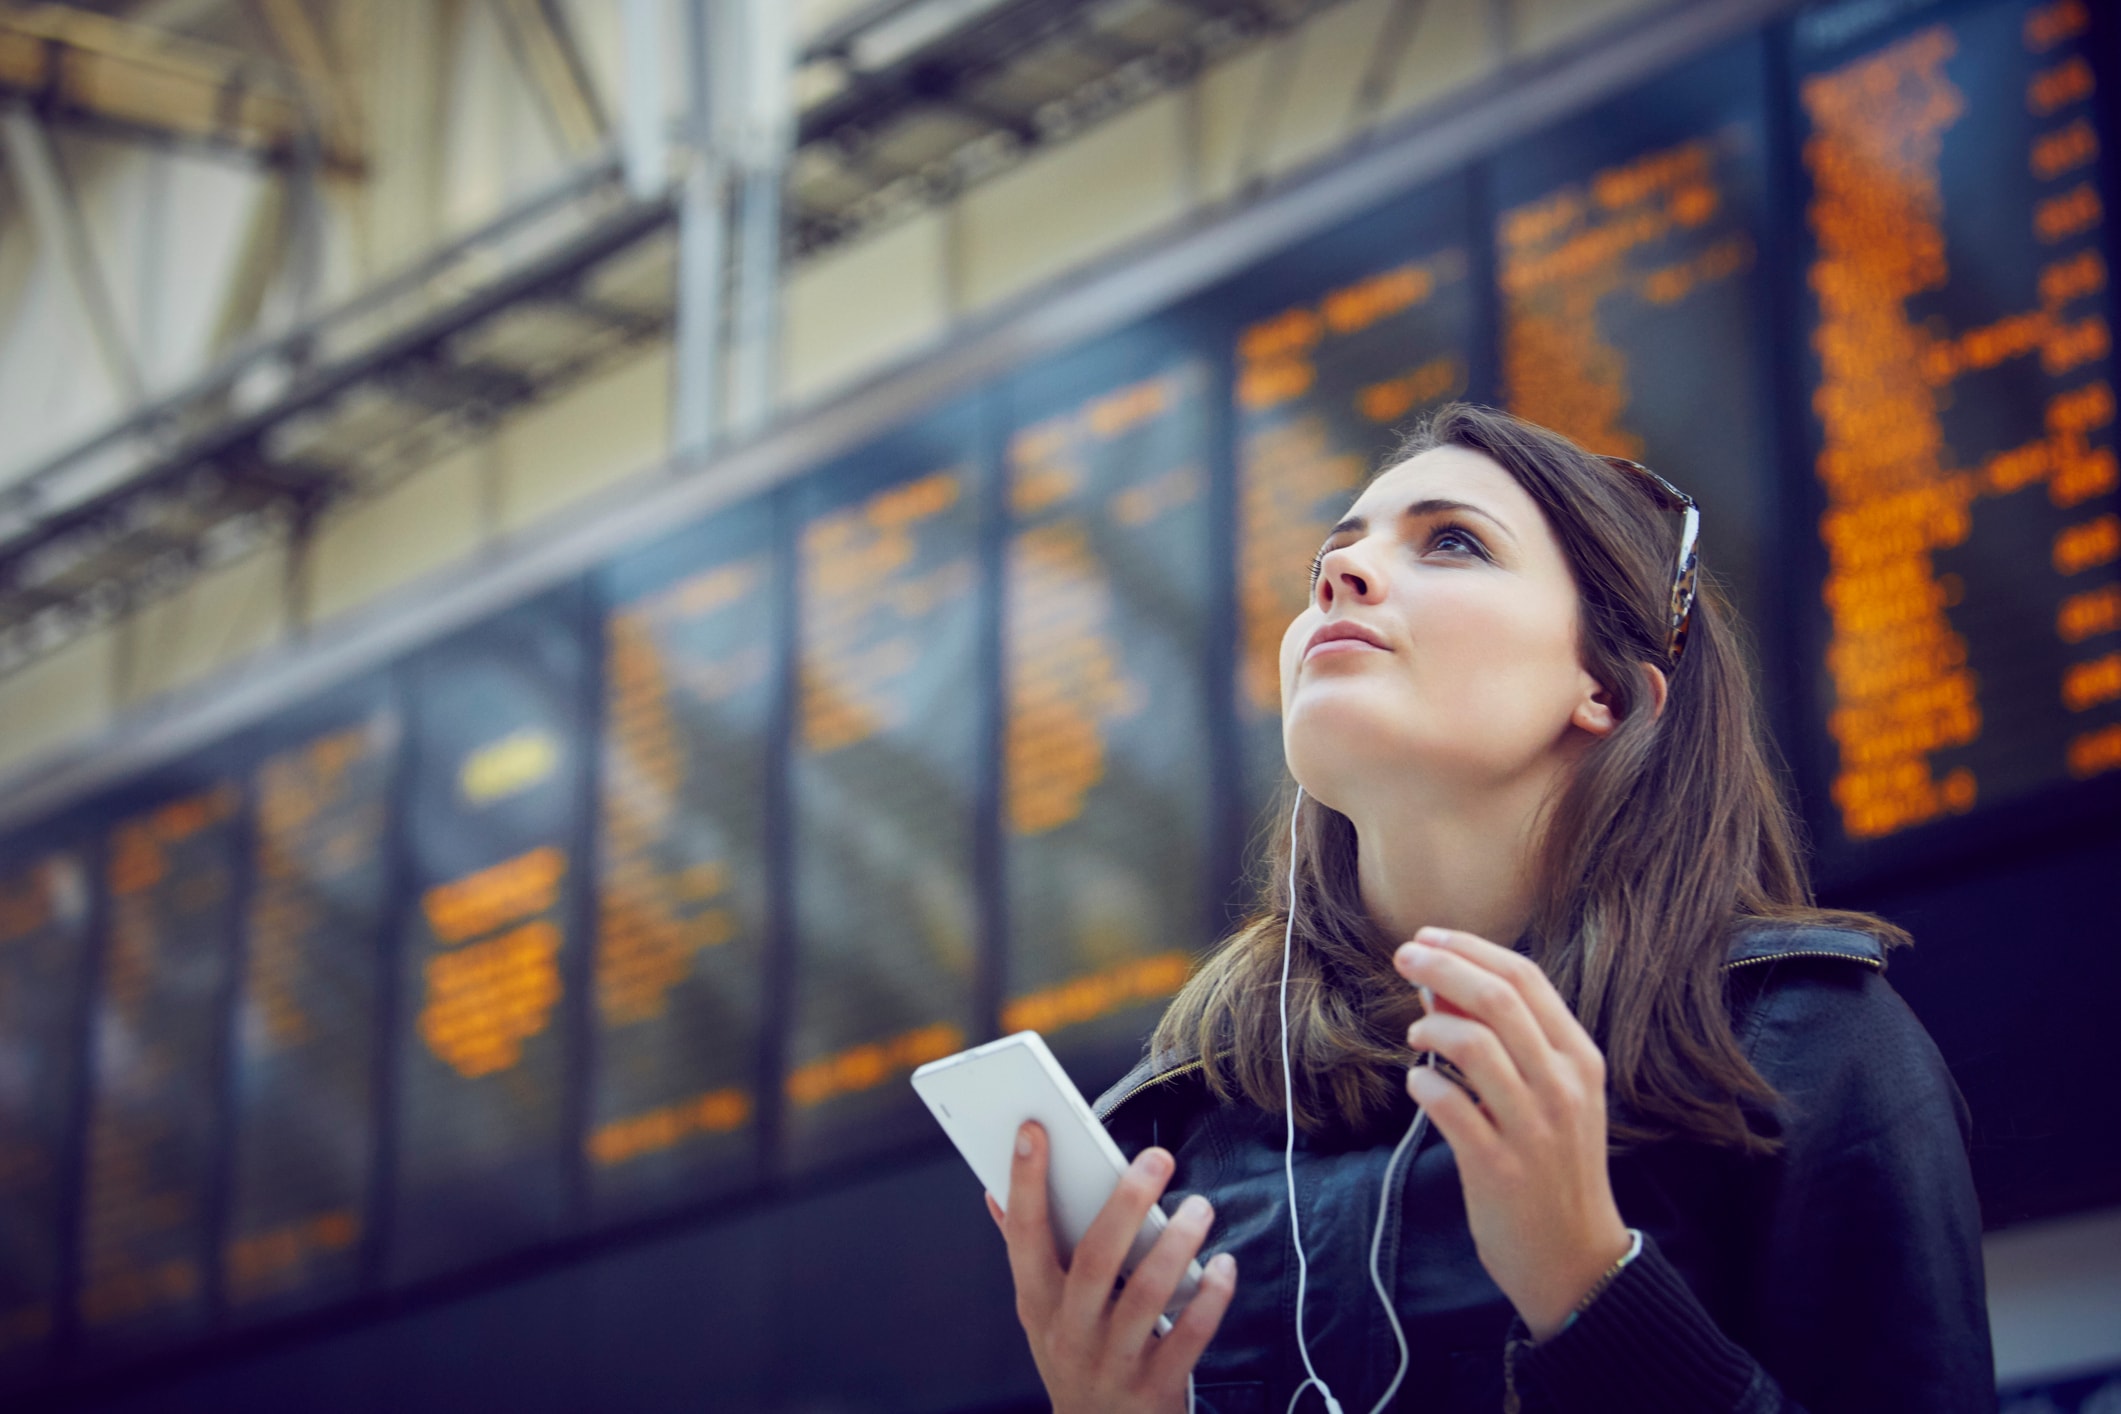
[1303,619,1391,660]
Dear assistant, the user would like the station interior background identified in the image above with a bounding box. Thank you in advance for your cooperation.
[0,0,2119,1409]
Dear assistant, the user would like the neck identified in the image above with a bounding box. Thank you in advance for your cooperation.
[1340,766,1562,950]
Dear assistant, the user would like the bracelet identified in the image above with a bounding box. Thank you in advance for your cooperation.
[1557,1227,1643,1335]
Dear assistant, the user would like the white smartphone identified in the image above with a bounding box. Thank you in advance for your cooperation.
[911,1031,1205,1327]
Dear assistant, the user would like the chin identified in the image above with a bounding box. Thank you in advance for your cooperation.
[1282,693,1423,813]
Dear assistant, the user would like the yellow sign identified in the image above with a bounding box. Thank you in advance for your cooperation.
[460,728,559,805]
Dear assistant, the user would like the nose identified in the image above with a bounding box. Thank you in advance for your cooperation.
[1315,542,1382,611]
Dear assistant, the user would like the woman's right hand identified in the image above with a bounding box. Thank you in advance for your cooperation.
[984,1120,1237,1414]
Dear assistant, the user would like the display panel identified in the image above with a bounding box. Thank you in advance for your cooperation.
[222,679,396,1318]
[1000,328,1218,1088]
[77,775,242,1348]
[1493,35,1778,625]
[1791,0,2121,851]
[388,589,590,1283]
[786,407,984,1172]
[590,500,779,1218]
[0,839,91,1376]
[1225,180,1485,826]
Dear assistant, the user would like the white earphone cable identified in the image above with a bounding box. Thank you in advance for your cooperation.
[1281,788,1342,1414]
[1280,787,1429,1414]
[1363,1107,1426,1412]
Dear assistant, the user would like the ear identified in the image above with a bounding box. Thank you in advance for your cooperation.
[1570,662,1668,737]
[1638,662,1670,720]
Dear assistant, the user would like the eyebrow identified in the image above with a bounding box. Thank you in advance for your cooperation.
[1324,497,1516,545]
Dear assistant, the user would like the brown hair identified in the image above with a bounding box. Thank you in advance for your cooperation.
[1155,402,1904,1154]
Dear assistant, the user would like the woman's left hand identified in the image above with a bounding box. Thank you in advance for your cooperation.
[1395,926,1633,1341]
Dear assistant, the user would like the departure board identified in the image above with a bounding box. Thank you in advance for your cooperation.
[1001,331,1216,1087]
[1226,181,1484,826]
[591,501,779,1218]
[1494,35,1777,624]
[77,776,242,1348]
[0,840,90,1376]
[786,409,983,1172]
[388,590,589,1282]
[222,681,396,1318]
[1792,0,2121,849]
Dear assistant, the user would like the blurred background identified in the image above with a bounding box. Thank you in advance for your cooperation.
[0,0,2116,1408]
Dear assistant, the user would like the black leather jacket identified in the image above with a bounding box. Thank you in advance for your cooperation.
[1091,924,1995,1414]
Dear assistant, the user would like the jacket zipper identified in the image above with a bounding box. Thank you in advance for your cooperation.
[1724,948,1883,971]
[1104,950,1878,1119]
[1105,1059,1203,1117]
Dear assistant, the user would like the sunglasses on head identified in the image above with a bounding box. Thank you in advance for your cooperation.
[1597,455,1700,667]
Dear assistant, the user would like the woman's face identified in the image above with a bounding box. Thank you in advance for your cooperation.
[1278,444,1607,812]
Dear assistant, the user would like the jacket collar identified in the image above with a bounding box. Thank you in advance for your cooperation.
[1090,922,1885,1122]
[1722,922,1885,968]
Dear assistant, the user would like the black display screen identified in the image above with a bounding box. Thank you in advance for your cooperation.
[1000,327,1218,1090]
[1790,0,2121,853]
[1225,178,1485,829]
[1492,33,1779,628]
[0,839,91,1375]
[222,679,396,1317]
[77,776,242,1348]
[387,589,589,1283]
[591,500,779,1217]
[786,406,985,1172]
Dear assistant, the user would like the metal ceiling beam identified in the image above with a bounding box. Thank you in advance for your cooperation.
[0,154,629,523]
[0,0,1358,671]
[783,0,1348,257]
[727,0,794,439]
[0,99,144,405]
[0,2,360,173]
[0,186,671,639]
[488,0,610,158]
[670,0,728,458]
[247,0,366,164]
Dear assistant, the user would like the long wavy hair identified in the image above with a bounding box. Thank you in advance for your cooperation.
[1154,402,1904,1155]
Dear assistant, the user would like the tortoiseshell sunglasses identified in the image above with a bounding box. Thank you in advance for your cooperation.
[1599,455,1700,667]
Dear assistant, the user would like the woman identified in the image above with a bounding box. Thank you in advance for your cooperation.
[984,404,1992,1412]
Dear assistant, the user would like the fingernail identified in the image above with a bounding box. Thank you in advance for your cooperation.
[1177,1194,1211,1224]
[1015,1125,1032,1158]
[1137,1147,1172,1179]
[1416,926,1448,944]
[1395,942,1419,970]
[1208,1252,1236,1280]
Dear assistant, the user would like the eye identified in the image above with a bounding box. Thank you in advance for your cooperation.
[1427,523,1490,558]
